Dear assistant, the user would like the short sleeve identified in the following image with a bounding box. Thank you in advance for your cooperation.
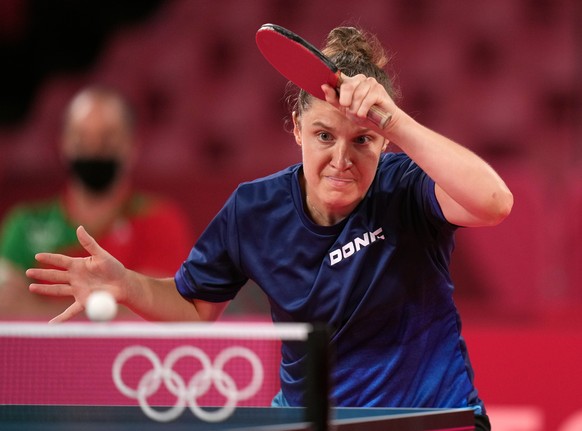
[175,192,248,302]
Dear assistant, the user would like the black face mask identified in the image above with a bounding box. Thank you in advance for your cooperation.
[69,158,121,194]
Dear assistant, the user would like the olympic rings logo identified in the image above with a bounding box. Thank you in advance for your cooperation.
[112,345,264,423]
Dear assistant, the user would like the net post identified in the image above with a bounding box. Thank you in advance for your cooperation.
[305,323,330,431]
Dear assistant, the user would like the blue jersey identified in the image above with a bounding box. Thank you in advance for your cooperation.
[175,152,485,414]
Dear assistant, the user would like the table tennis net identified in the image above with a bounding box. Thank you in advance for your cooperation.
[0,322,328,425]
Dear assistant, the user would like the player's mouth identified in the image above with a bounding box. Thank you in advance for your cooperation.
[325,176,355,188]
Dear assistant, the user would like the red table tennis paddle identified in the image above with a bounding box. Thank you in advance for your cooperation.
[256,23,392,129]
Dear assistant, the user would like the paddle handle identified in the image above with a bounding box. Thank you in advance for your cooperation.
[368,105,392,129]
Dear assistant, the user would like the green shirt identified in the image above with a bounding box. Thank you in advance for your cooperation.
[0,193,194,276]
[0,199,78,270]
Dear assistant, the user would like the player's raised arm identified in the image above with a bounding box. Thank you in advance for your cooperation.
[384,111,513,228]
[321,75,513,228]
[27,226,226,323]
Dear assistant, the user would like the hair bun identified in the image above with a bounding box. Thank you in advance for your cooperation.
[290,25,397,115]
[322,26,388,69]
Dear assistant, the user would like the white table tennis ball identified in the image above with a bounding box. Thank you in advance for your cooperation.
[85,290,118,322]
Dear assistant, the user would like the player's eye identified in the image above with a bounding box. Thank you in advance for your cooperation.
[354,135,372,145]
[317,132,334,142]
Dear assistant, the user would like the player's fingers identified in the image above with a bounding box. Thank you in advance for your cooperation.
[321,84,339,106]
[33,252,74,269]
[342,75,393,127]
[348,77,378,118]
[26,268,69,284]
[354,89,374,121]
[322,84,355,121]
[339,74,372,105]
[337,77,355,109]
[76,225,106,257]
[29,283,73,297]
[49,301,84,324]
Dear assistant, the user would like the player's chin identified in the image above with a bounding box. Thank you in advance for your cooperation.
[324,189,361,210]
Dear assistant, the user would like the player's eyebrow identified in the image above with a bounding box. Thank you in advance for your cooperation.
[310,120,371,134]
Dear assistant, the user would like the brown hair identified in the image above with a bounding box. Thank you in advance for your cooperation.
[290,26,397,115]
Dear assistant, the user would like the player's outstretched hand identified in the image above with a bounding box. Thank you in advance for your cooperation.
[27,226,129,323]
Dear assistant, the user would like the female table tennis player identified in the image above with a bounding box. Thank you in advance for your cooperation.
[28,26,512,430]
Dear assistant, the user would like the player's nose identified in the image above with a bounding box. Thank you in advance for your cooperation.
[330,141,353,170]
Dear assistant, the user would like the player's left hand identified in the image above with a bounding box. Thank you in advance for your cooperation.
[27,226,129,323]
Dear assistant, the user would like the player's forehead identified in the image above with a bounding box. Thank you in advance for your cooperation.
[298,99,371,134]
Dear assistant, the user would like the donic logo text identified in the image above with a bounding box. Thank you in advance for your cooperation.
[329,228,385,266]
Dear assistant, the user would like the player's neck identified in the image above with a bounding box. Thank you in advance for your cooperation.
[305,194,351,226]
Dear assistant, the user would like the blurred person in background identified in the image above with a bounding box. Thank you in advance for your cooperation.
[0,85,193,319]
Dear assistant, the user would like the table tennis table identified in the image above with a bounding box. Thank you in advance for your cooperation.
[0,405,474,431]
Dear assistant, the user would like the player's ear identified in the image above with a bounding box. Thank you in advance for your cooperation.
[381,139,389,152]
[292,111,302,147]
